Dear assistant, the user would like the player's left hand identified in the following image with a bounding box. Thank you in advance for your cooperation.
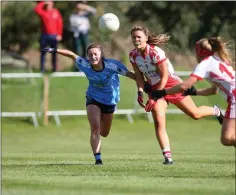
[182,86,197,96]
[145,98,157,112]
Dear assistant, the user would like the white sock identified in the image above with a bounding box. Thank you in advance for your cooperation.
[213,105,220,116]
[162,148,172,161]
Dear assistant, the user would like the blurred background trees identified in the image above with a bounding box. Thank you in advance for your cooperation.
[1,1,235,70]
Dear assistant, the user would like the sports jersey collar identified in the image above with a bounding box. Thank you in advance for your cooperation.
[91,61,105,72]
[136,44,150,58]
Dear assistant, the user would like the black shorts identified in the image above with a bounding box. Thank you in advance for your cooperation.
[86,96,116,114]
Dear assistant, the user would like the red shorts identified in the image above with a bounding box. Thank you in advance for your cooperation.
[151,75,185,104]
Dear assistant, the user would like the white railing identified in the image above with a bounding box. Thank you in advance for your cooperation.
[1,71,196,127]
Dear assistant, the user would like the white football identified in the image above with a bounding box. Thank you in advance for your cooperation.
[98,13,120,34]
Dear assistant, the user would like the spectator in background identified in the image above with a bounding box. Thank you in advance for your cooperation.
[69,1,96,59]
[34,1,63,72]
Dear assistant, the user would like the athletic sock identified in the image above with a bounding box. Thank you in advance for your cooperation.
[94,153,101,161]
[213,105,220,116]
[162,148,173,161]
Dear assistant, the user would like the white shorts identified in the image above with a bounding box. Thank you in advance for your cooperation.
[225,102,236,119]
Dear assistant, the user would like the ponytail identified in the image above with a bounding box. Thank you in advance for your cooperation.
[208,37,232,64]
[148,32,170,45]
[196,37,232,64]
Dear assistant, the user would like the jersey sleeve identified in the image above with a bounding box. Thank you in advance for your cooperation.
[151,46,167,66]
[190,60,209,80]
[34,2,46,16]
[106,59,128,76]
[75,56,89,71]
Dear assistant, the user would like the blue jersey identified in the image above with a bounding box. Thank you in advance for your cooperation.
[75,57,128,105]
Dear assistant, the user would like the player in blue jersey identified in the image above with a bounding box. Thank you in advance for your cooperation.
[42,43,135,165]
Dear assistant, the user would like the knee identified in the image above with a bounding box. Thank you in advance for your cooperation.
[220,136,235,146]
[91,125,100,135]
[188,112,201,120]
[154,122,167,134]
[100,131,109,137]
[100,127,110,137]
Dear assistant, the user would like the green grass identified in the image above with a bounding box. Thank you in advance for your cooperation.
[2,75,234,195]
[2,115,235,195]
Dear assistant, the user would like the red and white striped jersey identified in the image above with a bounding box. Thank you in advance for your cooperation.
[129,44,178,85]
[191,56,236,103]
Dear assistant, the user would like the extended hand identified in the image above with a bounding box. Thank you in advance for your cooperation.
[41,48,57,54]
[182,86,197,96]
[145,98,157,112]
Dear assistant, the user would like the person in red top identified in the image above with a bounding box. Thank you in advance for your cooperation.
[34,1,63,72]
[129,26,224,165]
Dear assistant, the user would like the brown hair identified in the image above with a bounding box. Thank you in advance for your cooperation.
[197,37,232,64]
[131,26,170,46]
[87,43,105,58]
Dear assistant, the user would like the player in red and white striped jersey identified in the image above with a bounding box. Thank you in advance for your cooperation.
[129,26,223,164]
[151,37,235,147]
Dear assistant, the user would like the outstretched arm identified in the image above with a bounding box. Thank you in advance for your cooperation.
[196,85,218,96]
[41,48,79,61]
[165,77,218,96]
[165,76,198,95]
[152,76,218,99]
[151,76,198,99]
[56,49,78,61]
[125,71,136,81]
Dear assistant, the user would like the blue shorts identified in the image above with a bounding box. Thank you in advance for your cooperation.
[86,96,116,114]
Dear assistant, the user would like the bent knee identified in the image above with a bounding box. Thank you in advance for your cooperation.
[188,112,201,120]
[100,131,109,137]
[220,136,235,146]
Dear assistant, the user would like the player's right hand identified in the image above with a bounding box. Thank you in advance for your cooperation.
[41,48,57,54]
[137,91,145,108]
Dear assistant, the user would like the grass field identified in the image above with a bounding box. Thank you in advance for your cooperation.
[2,76,235,195]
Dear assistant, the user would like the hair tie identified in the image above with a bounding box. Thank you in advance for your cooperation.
[195,41,214,58]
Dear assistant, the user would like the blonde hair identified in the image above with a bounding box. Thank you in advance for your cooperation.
[131,26,170,46]
[197,37,232,64]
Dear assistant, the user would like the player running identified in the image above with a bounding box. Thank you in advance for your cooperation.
[129,26,224,165]
[42,43,135,165]
[151,37,235,147]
